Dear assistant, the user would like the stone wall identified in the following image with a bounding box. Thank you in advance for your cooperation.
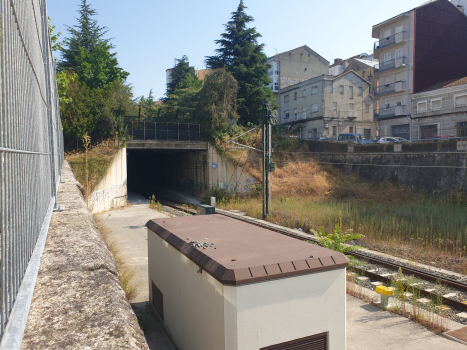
[306,140,467,194]
[21,161,148,349]
[89,147,127,214]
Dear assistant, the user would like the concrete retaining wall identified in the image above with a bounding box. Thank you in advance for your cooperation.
[305,140,467,194]
[163,145,257,195]
[21,161,148,349]
[90,147,127,214]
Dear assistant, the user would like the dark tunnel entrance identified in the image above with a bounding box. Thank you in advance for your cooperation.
[127,148,208,203]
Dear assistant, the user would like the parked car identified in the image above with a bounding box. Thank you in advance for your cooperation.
[355,138,373,144]
[338,133,362,142]
[425,135,453,140]
[377,137,409,143]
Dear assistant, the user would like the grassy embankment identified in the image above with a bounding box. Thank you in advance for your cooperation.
[66,140,121,201]
[216,129,467,273]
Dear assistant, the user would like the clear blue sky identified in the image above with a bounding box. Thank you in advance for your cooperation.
[47,0,425,101]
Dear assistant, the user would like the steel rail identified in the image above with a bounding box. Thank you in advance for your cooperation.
[155,199,467,314]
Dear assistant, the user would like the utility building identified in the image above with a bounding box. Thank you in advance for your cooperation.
[147,214,348,350]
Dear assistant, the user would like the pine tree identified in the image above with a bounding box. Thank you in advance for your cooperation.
[205,0,275,125]
[166,56,202,98]
[59,0,128,89]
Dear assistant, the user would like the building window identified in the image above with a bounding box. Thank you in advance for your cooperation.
[274,70,279,75]
[302,106,307,119]
[339,85,344,94]
[420,124,438,139]
[284,95,289,103]
[396,97,402,106]
[294,92,297,100]
[384,53,391,65]
[457,121,467,137]
[313,128,318,138]
[333,102,337,111]
[349,86,353,99]
[284,110,289,119]
[385,99,390,108]
[304,68,307,72]
[349,126,354,133]
[455,94,467,107]
[349,103,354,117]
[417,101,427,113]
[362,70,366,79]
[294,108,298,120]
[395,49,402,59]
[358,87,363,96]
[365,104,369,113]
[364,129,371,139]
[312,104,318,112]
[308,131,312,139]
[302,89,307,97]
[328,85,333,93]
[332,125,337,136]
[311,86,318,95]
[432,99,441,111]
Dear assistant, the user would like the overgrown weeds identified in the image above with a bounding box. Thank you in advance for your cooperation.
[67,140,122,201]
[389,269,448,333]
[94,215,139,301]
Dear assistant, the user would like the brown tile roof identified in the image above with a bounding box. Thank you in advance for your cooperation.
[146,214,348,286]
[421,76,467,92]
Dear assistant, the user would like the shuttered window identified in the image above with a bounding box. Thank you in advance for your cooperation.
[260,332,327,350]
[431,99,441,111]
[455,94,467,107]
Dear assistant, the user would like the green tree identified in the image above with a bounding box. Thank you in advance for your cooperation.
[59,0,128,88]
[205,0,276,126]
[197,68,238,132]
[166,55,202,98]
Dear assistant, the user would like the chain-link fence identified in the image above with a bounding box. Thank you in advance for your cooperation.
[0,0,63,345]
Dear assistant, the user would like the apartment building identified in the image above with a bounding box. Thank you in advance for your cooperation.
[329,54,377,76]
[279,72,374,140]
[409,77,467,140]
[372,0,467,138]
[268,46,329,94]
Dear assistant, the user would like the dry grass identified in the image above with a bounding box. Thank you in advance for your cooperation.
[94,215,139,301]
[67,140,121,201]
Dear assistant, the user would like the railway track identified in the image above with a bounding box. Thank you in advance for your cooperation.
[153,199,467,316]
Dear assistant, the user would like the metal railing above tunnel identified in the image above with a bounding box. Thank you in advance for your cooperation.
[126,122,203,141]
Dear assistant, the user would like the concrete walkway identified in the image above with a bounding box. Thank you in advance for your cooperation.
[347,295,466,349]
[96,192,176,350]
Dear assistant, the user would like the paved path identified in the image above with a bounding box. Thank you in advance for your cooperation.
[96,192,176,350]
[347,295,466,349]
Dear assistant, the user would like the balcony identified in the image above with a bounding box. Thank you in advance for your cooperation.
[374,31,408,51]
[374,81,406,96]
[375,56,407,73]
[374,105,407,119]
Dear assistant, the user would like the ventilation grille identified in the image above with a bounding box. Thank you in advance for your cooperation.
[151,281,164,321]
[261,332,327,350]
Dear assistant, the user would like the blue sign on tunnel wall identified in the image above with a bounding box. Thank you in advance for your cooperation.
[212,163,217,169]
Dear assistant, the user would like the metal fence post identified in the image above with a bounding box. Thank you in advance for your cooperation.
[143,122,146,140]
[155,122,157,140]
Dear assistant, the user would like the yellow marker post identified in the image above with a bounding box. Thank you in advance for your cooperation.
[375,285,394,307]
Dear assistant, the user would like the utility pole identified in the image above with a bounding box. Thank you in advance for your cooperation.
[262,101,274,219]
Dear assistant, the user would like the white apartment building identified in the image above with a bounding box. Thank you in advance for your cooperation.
[268,46,329,94]
[409,77,467,140]
[279,72,374,140]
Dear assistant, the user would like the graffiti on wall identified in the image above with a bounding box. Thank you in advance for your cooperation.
[91,184,127,206]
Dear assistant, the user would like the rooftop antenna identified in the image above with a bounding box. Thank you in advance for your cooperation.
[272,47,278,55]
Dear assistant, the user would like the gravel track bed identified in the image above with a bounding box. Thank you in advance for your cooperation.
[351,259,467,325]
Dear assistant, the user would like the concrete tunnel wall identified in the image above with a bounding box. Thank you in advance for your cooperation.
[127,144,258,200]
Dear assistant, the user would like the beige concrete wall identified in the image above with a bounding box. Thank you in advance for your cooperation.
[207,144,258,193]
[89,148,127,214]
[148,230,226,350]
[230,269,346,350]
